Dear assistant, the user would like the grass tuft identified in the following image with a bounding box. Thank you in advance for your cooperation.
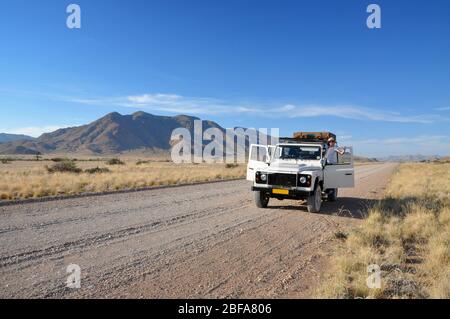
[84,167,111,174]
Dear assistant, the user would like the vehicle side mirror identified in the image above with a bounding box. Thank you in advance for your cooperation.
[320,158,326,167]
[263,155,270,164]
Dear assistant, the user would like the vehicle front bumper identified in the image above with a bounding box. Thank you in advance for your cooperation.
[251,186,312,199]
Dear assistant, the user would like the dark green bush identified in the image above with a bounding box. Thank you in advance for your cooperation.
[106,158,125,165]
[46,160,82,173]
[136,160,150,165]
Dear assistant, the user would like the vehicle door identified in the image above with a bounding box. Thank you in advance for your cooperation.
[324,146,355,188]
[247,144,270,181]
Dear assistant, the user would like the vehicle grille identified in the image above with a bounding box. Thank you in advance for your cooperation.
[268,173,297,187]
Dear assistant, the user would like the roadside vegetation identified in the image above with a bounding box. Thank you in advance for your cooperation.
[106,158,125,165]
[1,158,12,164]
[317,163,449,299]
[0,157,246,200]
[46,160,82,173]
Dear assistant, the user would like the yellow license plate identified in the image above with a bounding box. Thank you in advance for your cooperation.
[272,189,289,195]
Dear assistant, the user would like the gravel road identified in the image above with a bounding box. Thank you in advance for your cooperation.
[0,163,397,298]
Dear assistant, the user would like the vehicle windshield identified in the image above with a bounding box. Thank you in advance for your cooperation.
[273,145,322,161]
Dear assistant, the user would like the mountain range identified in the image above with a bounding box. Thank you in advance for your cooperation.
[377,155,443,162]
[0,133,34,144]
[0,112,444,160]
[0,112,247,155]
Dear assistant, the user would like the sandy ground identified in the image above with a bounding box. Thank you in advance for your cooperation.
[0,163,397,298]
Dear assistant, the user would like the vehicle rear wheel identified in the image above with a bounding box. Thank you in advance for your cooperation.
[307,184,322,213]
[255,191,270,208]
[328,188,338,202]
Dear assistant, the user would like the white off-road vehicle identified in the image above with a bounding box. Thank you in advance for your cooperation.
[247,132,355,213]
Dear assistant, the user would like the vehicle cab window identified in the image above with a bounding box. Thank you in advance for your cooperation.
[274,145,322,161]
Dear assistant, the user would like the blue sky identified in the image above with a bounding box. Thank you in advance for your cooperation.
[0,0,449,157]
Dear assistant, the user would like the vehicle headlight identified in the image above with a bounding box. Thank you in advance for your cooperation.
[255,172,267,184]
[298,174,311,186]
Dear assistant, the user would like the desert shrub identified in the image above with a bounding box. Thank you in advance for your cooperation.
[84,167,111,174]
[334,230,348,240]
[46,160,82,173]
[106,158,125,165]
[136,160,150,165]
[51,157,68,162]
[1,158,11,164]
[225,163,239,169]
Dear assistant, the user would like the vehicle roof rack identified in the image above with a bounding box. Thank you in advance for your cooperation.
[279,137,328,144]
[293,132,336,141]
[277,132,337,145]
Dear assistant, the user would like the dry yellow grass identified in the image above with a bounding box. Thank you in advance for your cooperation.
[0,158,246,200]
[317,163,450,299]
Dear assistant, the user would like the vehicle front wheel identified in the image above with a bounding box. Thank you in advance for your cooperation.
[307,184,322,213]
[328,188,338,202]
[255,191,270,208]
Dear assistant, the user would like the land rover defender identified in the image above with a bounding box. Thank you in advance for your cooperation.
[247,132,355,213]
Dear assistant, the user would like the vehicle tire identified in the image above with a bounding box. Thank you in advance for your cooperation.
[307,184,322,213]
[255,191,270,208]
[328,188,338,202]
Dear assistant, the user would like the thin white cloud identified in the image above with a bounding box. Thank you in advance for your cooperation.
[276,104,441,124]
[61,92,449,124]
[122,94,446,124]
[123,93,240,115]
[3,125,74,138]
[2,88,448,124]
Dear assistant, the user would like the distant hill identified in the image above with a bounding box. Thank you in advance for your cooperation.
[0,133,34,144]
[0,112,266,155]
[434,156,450,163]
[353,155,379,163]
[378,155,442,162]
